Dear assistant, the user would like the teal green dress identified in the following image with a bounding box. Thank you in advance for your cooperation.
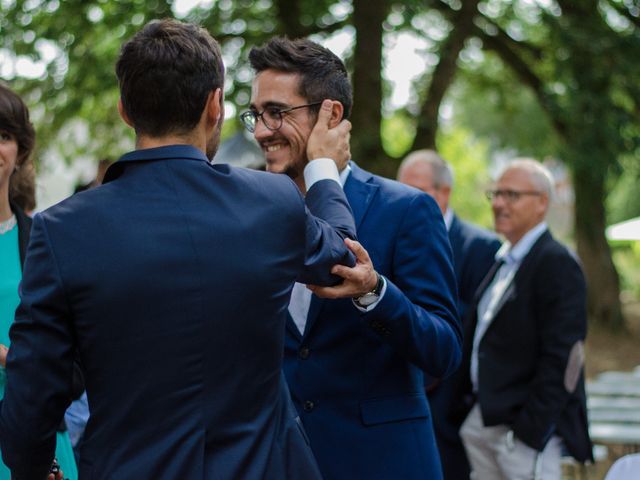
[0,220,78,480]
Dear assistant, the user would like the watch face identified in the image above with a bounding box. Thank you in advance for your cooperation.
[357,292,379,307]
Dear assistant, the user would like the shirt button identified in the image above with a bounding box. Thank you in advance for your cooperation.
[303,400,315,412]
[299,347,310,359]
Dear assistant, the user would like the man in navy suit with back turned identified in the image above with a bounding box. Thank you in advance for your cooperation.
[398,149,500,479]
[243,38,461,480]
[0,19,364,479]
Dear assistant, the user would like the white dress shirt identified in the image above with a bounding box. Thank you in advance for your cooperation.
[470,222,548,392]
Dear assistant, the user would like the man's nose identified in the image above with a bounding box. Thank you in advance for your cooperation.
[492,194,506,209]
[253,118,272,142]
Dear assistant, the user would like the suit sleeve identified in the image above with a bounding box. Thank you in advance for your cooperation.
[360,193,462,377]
[0,214,75,480]
[296,178,356,286]
[513,249,588,450]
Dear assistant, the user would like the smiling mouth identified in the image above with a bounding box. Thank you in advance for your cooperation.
[265,145,283,152]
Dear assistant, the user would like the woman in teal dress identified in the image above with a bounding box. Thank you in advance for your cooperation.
[0,83,78,480]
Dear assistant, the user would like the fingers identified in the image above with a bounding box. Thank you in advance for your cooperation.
[336,119,352,135]
[345,238,372,265]
[315,99,334,131]
[307,284,347,299]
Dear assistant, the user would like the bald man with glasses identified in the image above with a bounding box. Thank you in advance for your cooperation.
[453,159,593,479]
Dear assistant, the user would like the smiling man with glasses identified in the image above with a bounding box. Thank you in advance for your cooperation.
[454,159,593,479]
[245,37,461,480]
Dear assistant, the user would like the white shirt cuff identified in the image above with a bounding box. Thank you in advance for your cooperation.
[352,277,388,312]
[304,158,342,190]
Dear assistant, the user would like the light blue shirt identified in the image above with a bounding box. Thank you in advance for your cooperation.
[470,222,548,392]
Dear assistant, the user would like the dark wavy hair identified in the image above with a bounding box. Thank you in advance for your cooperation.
[116,18,225,137]
[0,83,36,211]
[248,37,352,120]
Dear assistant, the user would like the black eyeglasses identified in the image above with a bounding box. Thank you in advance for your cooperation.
[485,189,542,202]
[239,102,322,133]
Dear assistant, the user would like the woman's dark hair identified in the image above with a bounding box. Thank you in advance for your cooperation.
[115,18,225,138]
[249,37,352,119]
[0,83,36,211]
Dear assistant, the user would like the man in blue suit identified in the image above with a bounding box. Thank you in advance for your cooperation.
[398,149,500,479]
[243,38,462,480]
[0,19,363,480]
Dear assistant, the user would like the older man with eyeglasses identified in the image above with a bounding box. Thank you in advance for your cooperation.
[452,159,593,479]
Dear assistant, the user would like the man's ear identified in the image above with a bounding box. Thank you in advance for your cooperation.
[117,98,133,128]
[206,88,223,126]
[440,185,452,204]
[328,101,344,129]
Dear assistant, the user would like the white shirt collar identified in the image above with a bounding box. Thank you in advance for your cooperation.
[339,164,352,186]
[443,208,454,231]
[496,221,548,265]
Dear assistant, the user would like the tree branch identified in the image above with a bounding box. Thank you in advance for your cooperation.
[473,23,569,138]
[411,0,482,150]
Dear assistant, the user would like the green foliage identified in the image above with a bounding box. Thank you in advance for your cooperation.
[612,243,640,299]
[380,110,415,158]
[607,153,640,224]
[437,126,494,228]
[450,63,561,159]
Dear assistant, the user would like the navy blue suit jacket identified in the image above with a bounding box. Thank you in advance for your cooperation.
[0,145,356,480]
[428,215,500,479]
[283,162,461,480]
[447,215,501,320]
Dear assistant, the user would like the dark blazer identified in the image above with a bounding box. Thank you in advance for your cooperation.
[428,215,500,479]
[454,229,593,462]
[0,145,356,480]
[283,162,461,480]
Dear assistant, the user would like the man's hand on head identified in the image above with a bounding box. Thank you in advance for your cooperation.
[307,239,378,299]
[307,100,351,171]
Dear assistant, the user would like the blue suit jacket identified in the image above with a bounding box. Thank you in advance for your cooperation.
[428,215,500,479]
[283,162,461,480]
[0,145,356,480]
[447,215,501,320]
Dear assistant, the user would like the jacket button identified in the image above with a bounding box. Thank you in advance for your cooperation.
[299,347,310,359]
[303,400,315,412]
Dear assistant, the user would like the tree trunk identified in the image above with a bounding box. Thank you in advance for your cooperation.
[350,0,389,173]
[572,165,625,330]
[274,0,304,37]
[411,0,481,151]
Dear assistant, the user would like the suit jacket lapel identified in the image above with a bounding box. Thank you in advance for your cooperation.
[344,162,378,229]
[478,230,553,324]
[302,162,378,338]
[489,279,516,321]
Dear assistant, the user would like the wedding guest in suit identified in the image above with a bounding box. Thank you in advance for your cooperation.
[398,149,500,479]
[0,19,367,480]
[455,159,592,479]
[0,83,77,480]
[243,37,461,480]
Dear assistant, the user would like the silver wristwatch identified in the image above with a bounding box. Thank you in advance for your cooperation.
[353,272,384,308]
